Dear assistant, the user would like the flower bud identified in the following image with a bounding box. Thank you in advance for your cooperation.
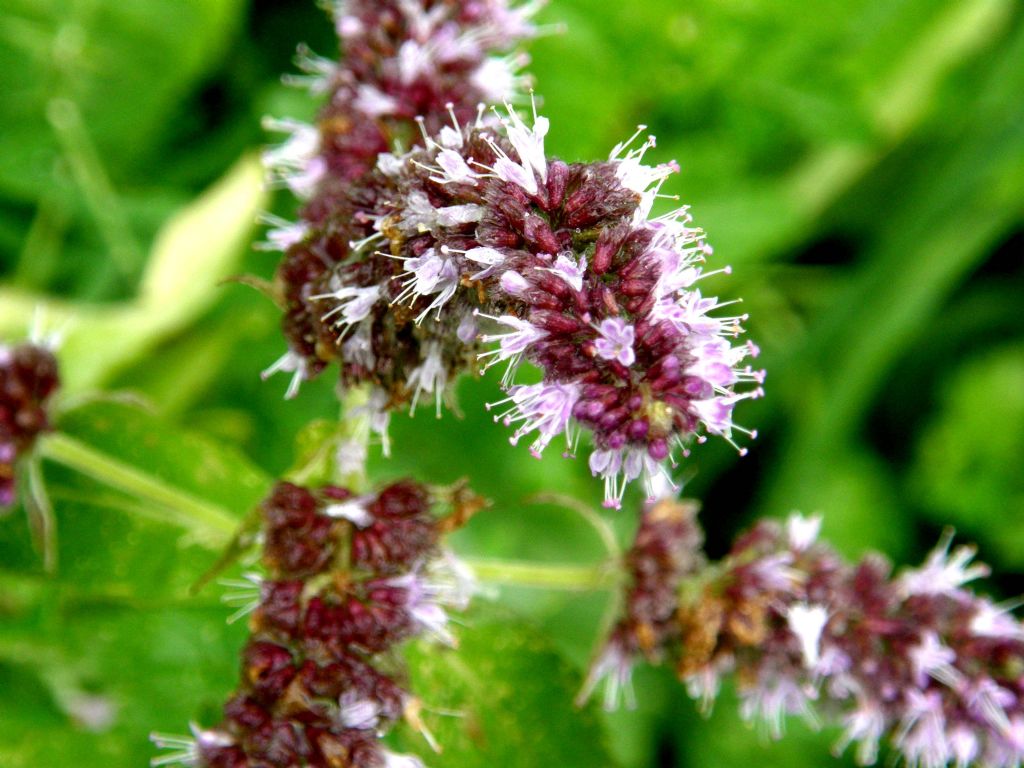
[0,342,60,508]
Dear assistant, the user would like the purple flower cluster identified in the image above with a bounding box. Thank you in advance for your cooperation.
[587,507,1024,767]
[152,479,474,768]
[265,0,763,509]
[0,342,60,507]
[264,0,540,397]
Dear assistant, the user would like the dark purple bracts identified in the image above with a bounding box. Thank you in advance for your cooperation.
[0,342,60,507]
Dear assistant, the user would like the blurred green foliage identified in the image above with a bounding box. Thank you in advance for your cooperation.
[1,0,1022,765]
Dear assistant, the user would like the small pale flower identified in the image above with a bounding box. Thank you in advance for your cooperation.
[261,350,309,400]
[739,674,816,739]
[836,698,887,766]
[593,317,636,366]
[261,118,324,198]
[900,533,990,598]
[407,342,447,416]
[746,551,798,593]
[397,39,431,84]
[948,725,980,768]
[338,691,382,730]
[493,154,538,195]
[786,513,822,552]
[257,216,309,252]
[577,638,637,711]
[477,313,548,368]
[909,632,961,689]
[317,284,382,330]
[786,603,829,669]
[966,678,1015,732]
[542,252,586,291]
[353,84,399,116]
[464,246,507,279]
[470,54,528,102]
[393,249,460,322]
[377,152,406,176]
[971,600,1024,640]
[433,147,478,184]
[381,749,426,768]
[456,312,478,344]
[324,498,374,528]
[489,381,580,458]
[342,323,376,369]
[499,269,531,297]
[434,203,484,226]
[896,690,950,768]
[502,107,549,186]
[383,568,458,646]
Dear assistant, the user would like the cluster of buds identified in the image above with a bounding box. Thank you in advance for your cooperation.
[578,498,704,708]
[264,0,764,509]
[0,342,60,507]
[264,0,541,391]
[585,508,1024,768]
[153,479,476,768]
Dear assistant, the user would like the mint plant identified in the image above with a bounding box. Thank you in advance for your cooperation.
[2,2,1023,768]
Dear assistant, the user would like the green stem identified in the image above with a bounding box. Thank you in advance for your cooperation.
[528,492,622,559]
[288,386,372,491]
[37,432,238,542]
[26,456,58,574]
[38,431,621,592]
[337,385,372,491]
[464,557,619,591]
[46,98,141,275]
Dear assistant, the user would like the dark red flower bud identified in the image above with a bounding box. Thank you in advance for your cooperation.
[243,641,297,703]
[1,342,60,507]
[255,580,304,636]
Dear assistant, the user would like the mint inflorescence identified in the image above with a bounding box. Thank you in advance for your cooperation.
[0,342,59,508]
[263,0,762,509]
[153,479,473,768]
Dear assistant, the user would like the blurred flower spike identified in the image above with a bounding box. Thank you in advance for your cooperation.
[585,505,1024,768]
[264,0,764,509]
[0,341,60,508]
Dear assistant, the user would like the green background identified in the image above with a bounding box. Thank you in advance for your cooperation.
[1,0,1022,765]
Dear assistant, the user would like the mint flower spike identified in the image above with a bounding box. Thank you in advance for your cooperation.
[153,479,479,768]
[261,1,761,507]
[274,102,764,509]
[583,505,1024,767]
[578,496,705,710]
[0,341,60,509]
[263,0,542,412]
[260,0,543,206]
[584,511,1024,768]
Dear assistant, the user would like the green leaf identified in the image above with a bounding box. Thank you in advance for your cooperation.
[57,399,269,526]
[911,345,1024,566]
[0,155,266,392]
[0,0,244,200]
[0,399,269,595]
[0,598,244,768]
[757,18,1024,524]
[395,605,617,767]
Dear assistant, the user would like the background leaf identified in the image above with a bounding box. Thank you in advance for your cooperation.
[395,606,616,767]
